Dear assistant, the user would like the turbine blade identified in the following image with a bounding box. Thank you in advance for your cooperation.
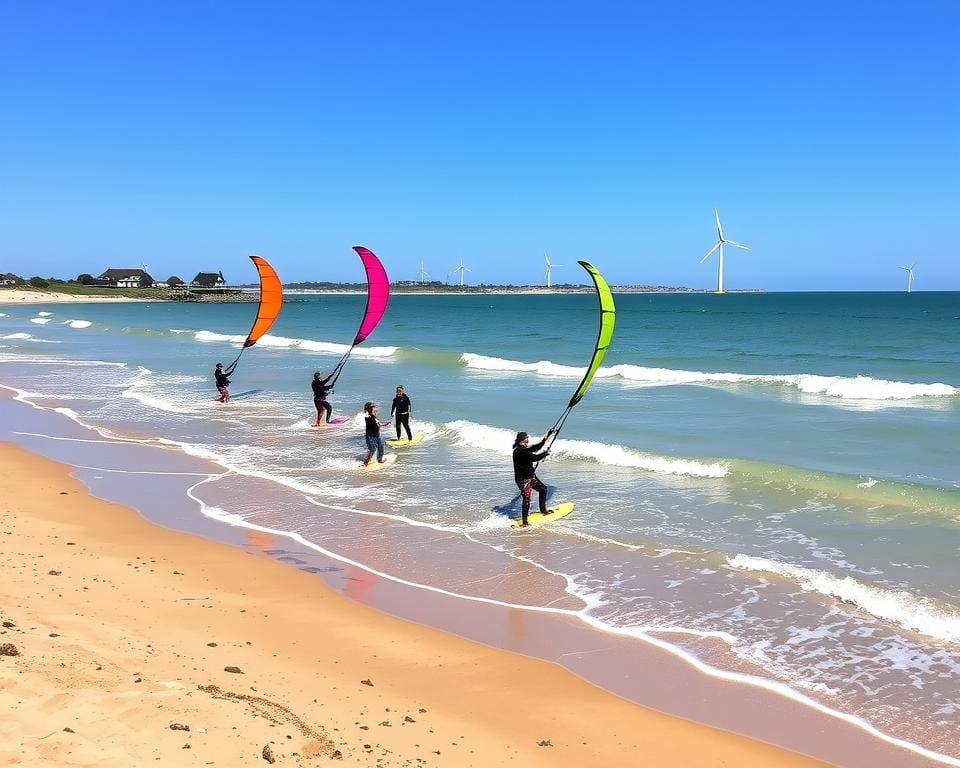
[701,243,720,262]
[715,208,724,240]
[726,240,750,250]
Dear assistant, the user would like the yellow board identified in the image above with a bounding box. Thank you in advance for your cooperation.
[510,501,574,528]
[362,453,397,470]
[386,431,424,448]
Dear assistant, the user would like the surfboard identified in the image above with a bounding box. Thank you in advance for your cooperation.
[510,501,574,528]
[362,453,397,470]
[313,416,351,427]
[386,431,424,448]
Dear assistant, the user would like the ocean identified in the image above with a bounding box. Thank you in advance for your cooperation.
[1,291,958,764]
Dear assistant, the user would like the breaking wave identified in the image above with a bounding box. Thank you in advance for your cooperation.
[728,554,960,644]
[191,329,397,358]
[445,419,728,478]
[460,353,957,401]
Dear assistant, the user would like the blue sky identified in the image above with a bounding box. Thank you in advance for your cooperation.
[1,2,957,290]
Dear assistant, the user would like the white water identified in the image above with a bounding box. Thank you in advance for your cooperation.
[728,554,960,644]
[461,353,958,400]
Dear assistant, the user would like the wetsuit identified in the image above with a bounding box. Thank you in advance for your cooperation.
[512,437,549,525]
[365,414,385,461]
[390,393,412,440]
[215,362,236,402]
[312,374,334,423]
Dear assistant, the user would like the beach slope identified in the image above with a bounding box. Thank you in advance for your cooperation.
[0,442,828,767]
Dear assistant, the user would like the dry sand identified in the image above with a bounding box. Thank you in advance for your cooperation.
[0,442,830,767]
[0,290,148,304]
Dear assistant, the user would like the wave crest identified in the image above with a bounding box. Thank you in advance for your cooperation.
[728,554,960,644]
[445,420,728,478]
[460,353,956,401]
[191,330,396,358]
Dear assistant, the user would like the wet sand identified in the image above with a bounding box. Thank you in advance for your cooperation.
[0,441,831,767]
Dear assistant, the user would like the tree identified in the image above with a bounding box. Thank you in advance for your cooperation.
[77,273,96,285]
[29,276,50,289]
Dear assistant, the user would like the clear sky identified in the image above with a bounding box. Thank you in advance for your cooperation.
[1,2,957,290]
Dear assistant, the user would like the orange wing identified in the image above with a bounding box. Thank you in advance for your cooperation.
[244,254,283,347]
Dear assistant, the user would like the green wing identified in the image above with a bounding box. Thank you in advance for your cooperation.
[569,261,616,408]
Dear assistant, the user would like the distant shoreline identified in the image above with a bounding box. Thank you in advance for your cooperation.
[0,286,765,304]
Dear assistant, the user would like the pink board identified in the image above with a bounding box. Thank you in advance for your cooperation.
[312,416,350,427]
[351,246,390,345]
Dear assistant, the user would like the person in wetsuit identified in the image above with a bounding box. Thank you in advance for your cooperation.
[214,361,237,403]
[363,402,390,464]
[390,385,412,441]
[512,428,556,526]
[311,371,335,426]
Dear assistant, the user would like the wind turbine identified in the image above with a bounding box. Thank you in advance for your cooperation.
[701,209,749,294]
[899,263,915,293]
[418,261,431,284]
[454,258,471,287]
[544,252,563,288]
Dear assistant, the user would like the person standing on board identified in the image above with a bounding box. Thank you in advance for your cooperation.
[311,371,336,426]
[214,361,237,403]
[390,385,413,441]
[363,402,390,464]
[512,428,555,526]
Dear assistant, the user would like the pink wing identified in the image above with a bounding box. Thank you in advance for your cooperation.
[352,246,390,345]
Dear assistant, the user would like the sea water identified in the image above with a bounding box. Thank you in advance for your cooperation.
[1,291,958,761]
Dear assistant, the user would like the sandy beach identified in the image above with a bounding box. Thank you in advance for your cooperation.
[0,290,148,304]
[0,441,830,767]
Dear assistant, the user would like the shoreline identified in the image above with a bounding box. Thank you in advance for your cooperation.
[0,438,830,767]
[0,387,950,767]
[0,289,149,304]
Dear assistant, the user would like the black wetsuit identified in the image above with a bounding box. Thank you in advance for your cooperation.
[365,414,385,461]
[512,438,549,524]
[214,362,236,401]
[391,393,412,440]
[312,374,334,423]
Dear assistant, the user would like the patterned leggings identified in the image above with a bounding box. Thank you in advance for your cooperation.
[516,476,547,524]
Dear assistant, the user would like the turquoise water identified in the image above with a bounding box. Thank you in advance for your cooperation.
[1,291,958,762]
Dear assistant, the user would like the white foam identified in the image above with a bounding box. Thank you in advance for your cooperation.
[30,317,51,325]
[728,554,960,644]
[2,333,32,339]
[192,329,396,358]
[460,353,958,401]
[65,319,92,329]
[0,312,8,317]
[37,311,52,317]
[445,420,728,478]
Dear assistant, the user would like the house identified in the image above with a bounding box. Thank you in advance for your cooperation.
[98,268,154,288]
[167,276,185,287]
[190,271,226,289]
[0,272,19,286]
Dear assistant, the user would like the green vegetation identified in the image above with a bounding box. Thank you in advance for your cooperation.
[0,279,169,299]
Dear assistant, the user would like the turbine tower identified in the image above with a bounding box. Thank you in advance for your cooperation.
[544,252,563,288]
[701,209,749,294]
[454,258,471,286]
[418,261,431,284]
[899,263,915,293]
